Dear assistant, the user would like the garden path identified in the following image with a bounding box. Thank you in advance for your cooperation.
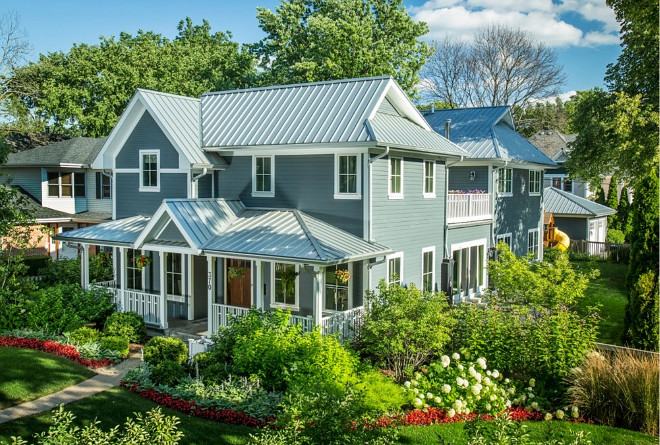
[0,352,142,424]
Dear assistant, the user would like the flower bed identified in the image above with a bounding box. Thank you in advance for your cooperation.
[120,381,272,427]
[0,336,114,369]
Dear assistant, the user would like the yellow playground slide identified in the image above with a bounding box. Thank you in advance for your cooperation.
[549,228,570,251]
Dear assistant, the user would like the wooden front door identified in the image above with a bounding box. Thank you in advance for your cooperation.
[226,259,252,308]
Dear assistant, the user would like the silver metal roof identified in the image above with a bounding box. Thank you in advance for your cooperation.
[52,216,150,246]
[544,187,616,217]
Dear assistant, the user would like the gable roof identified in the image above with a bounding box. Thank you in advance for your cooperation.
[4,137,107,167]
[544,187,616,217]
[200,76,466,156]
[527,130,577,161]
[424,106,556,165]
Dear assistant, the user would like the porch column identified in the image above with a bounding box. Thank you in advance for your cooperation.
[312,265,324,328]
[159,251,168,329]
[120,247,127,311]
[187,254,193,320]
[255,260,264,310]
[80,244,90,289]
[207,256,214,336]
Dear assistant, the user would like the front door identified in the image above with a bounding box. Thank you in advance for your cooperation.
[226,259,252,308]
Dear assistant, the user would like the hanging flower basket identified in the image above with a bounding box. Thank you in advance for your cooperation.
[281,269,299,290]
[334,269,350,284]
[135,254,151,271]
[228,267,245,280]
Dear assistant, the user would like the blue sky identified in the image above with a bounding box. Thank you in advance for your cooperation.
[4,0,621,96]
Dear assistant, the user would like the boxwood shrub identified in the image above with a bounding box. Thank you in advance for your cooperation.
[144,336,188,366]
[100,335,130,358]
[69,326,102,345]
[103,311,147,344]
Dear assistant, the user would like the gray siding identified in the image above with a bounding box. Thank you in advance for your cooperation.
[554,217,588,241]
[447,223,491,248]
[448,166,489,192]
[158,221,187,242]
[216,154,364,236]
[370,156,446,290]
[5,167,41,201]
[115,173,188,218]
[115,112,180,169]
[193,255,208,319]
[494,168,543,256]
[197,174,213,198]
[86,170,112,213]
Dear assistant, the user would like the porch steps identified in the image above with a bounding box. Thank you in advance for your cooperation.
[147,318,210,342]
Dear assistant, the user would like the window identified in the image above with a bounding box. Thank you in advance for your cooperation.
[273,263,297,307]
[166,253,183,296]
[496,233,512,249]
[529,171,541,195]
[74,173,85,197]
[253,156,274,197]
[552,177,562,189]
[552,176,573,192]
[334,154,360,198]
[423,160,435,198]
[498,168,512,195]
[46,171,83,198]
[96,172,112,199]
[386,252,403,285]
[422,247,435,292]
[563,178,573,192]
[140,151,159,191]
[47,172,59,197]
[528,229,539,256]
[388,157,403,198]
[325,263,350,311]
[451,241,486,298]
[126,249,143,291]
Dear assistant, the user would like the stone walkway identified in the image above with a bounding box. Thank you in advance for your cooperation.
[0,353,143,424]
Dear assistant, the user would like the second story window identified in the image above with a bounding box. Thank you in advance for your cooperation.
[140,151,159,192]
[47,171,84,198]
[529,170,541,195]
[96,172,112,199]
[74,173,85,197]
[253,155,274,197]
[335,154,361,199]
[498,168,512,196]
[388,157,403,199]
[387,252,403,285]
[424,160,435,198]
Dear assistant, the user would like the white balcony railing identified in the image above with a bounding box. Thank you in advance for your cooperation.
[447,193,491,223]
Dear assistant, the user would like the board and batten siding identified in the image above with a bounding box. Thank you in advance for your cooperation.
[216,154,364,236]
[4,167,41,201]
[448,166,489,192]
[370,155,446,290]
[115,173,188,218]
[115,112,180,169]
[494,168,543,256]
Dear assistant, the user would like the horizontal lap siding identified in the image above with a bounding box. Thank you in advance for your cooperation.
[115,112,180,169]
[554,217,588,241]
[447,223,491,247]
[448,166,489,192]
[86,170,112,213]
[116,173,188,218]
[5,167,41,201]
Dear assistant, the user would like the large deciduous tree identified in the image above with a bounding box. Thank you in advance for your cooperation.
[422,25,565,108]
[0,11,29,120]
[251,0,432,97]
[7,18,255,137]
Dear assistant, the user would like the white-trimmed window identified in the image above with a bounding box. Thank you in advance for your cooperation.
[139,151,159,191]
[451,239,486,298]
[498,168,512,196]
[126,249,143,291]
[334,154,361,199]
[496,233,512,249]
[273,262,298,307]
[388,157,403,198]
[528,229,540,256]
[47,172,85,198]
[96,172,112,199]
[423,160,435,198]
[253,155,274,197]
[529,170,541,195]
[166,253,183,297]
[386,252,403,285]
[325,263,351,311]
[422,247,435,292]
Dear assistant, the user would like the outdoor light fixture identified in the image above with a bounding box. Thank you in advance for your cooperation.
[469,171,476,181]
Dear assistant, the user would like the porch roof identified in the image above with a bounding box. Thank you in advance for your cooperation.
[52,215,150,246]
[544,187,616,217]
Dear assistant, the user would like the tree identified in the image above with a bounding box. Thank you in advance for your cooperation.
[422,25,565,108]
[7,18,255,137]
[515,98,571,138]
[250,0,432,97]
[616,186,632,239]
[594,185,606,206]
[622,271,659,351]
[0,11,29,120]
[605,177,620,228]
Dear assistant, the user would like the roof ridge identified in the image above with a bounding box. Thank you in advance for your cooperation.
[137,88,200,102]
[428,105,510,112]
[293,210,327,261]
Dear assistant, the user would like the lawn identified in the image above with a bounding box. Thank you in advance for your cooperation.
[1,387,656,445]
[0,348,94,409]
[574,260,629,345]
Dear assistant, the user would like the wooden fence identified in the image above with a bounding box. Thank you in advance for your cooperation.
[595,342,659,358]
[569,240,630,262]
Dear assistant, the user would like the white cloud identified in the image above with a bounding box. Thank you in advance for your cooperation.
[529,91,577,104]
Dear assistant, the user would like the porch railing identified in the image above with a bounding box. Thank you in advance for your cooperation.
[211,303,251,335]
[89,280,120,306]
[447,193,491,223]
[124,290,162,326]
[290,314,315,332]
[321,306,364,342]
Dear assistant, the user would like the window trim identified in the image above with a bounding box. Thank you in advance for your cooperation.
[528,170,541,196]
[497,168,513,197]
[388,156,404,199]
[496,233,512,249]
[126,248,144,291]
[386,252,404,285]
[46,171,85,199]
[528,228,540,258]
[139,150,160,192]
[165,252,183,298]
[334,154,362,199]
[450,238,487,299]
[270,262,299,310]
[423,160,436,199]
[324,263,353,312]
[96,172,112,199]
[421,246,435,292]
[252,155,275,198]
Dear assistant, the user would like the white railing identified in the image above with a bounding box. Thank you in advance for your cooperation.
[124,290,162,326]
[92,280,117,288]
[321,306,364,343]
[89,280,120,307]
[211,303,252,334]
[290,314,315,332]
[447,193,491,223]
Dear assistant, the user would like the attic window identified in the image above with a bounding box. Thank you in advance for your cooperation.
[139,150,160,192]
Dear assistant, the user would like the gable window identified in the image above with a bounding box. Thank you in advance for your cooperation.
[325,263,350,311]
[334,154,361,199]
[126,249,143,291]
[273,262,297,307]
[140,151,159,191]
[529,171,541,195]
[47,171,84,198]
[422,247,435,292]
[498,168,512,195]
[423,160,435,198]
[496,233,512,249]
[96,172,112,199]
[528,229,539,256]
[386,252,403,285]
[253,155,274,197]
[166,253,183,297]
[388,157,403,198]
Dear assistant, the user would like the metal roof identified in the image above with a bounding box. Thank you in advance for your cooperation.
[4,137,107,167]
[53,216,150,246]
[544,187,616,217]
[424,106,555,165]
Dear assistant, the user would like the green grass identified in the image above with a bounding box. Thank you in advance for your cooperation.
[574,260,629,345]
[0,348,94,409]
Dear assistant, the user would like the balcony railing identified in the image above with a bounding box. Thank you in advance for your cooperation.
[447,193,491,223]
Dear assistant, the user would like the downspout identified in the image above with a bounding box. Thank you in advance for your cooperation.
[367,146,390,292]
[191,168,209,199]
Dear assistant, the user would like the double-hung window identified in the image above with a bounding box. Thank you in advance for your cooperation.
[166,253,183,297]
[388,157,403,198]
[498,168,512,196]
[386,252,403,285]
[422,247,435,292]
[325,264,350,311]
[335,154,360,198]
[423,160,435,198]
[496,233,512,249]
[126,249,143,291]
[273,263,297,307]
[47,171,84,198]
[528,229,540,256]
[529,170,541,195]
[140,151,159,191]
[253,156,274,197]
[96,172,112,199]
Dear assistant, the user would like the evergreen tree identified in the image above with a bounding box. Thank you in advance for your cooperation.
[622,271,659,351]
[616,187,632,241]
[605,178,620,228]
[594,186,606,205]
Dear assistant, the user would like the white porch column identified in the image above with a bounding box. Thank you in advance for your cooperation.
[187,254,193,320]
[255,260,263,310]
[80,244,89,289]
[159,251,168,329]
[207,256,214,336]
[120,247,127,311]
[312,265,324,328]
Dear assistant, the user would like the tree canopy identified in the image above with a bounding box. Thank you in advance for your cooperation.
[250,0,432,97]
[515,97,572,138]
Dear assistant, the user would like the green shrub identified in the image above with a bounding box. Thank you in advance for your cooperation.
[144,336,188,366]
[76,342,122,362]
[150,360,187,386]
[355,369,410,414]
[355,281,455,382]
[103,311,147,344]
[68,326,102,345]
[22,255,51,276]
[89,251,114,283]
[100,335,130,358]
[606,228,626,244]
[192,351,231,385]
[39,258,80,285]
[0,287,30,331]
[623,271,659,351]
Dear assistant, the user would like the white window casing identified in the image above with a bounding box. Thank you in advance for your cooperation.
[334,154,362,199]
[388,157,404,199]
[386,252,404,285]
[271,262,299,309]
[497,168,513,196]
[139,150,160,192]
[423,160,436,199]
[529,170,541,195]
[421,246,435,292]
[252,155,275,197]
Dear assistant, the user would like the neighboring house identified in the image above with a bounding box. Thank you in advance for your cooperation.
[2,137,112,259]
[54,77,468,336]
[424,106,556,300]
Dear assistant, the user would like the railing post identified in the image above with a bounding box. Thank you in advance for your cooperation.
[312,266,324,330]
[120,247,127,312]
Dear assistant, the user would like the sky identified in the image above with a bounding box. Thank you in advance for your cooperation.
[3,0,622,98]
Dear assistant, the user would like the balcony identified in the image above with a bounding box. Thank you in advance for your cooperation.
[447,192,492,224]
